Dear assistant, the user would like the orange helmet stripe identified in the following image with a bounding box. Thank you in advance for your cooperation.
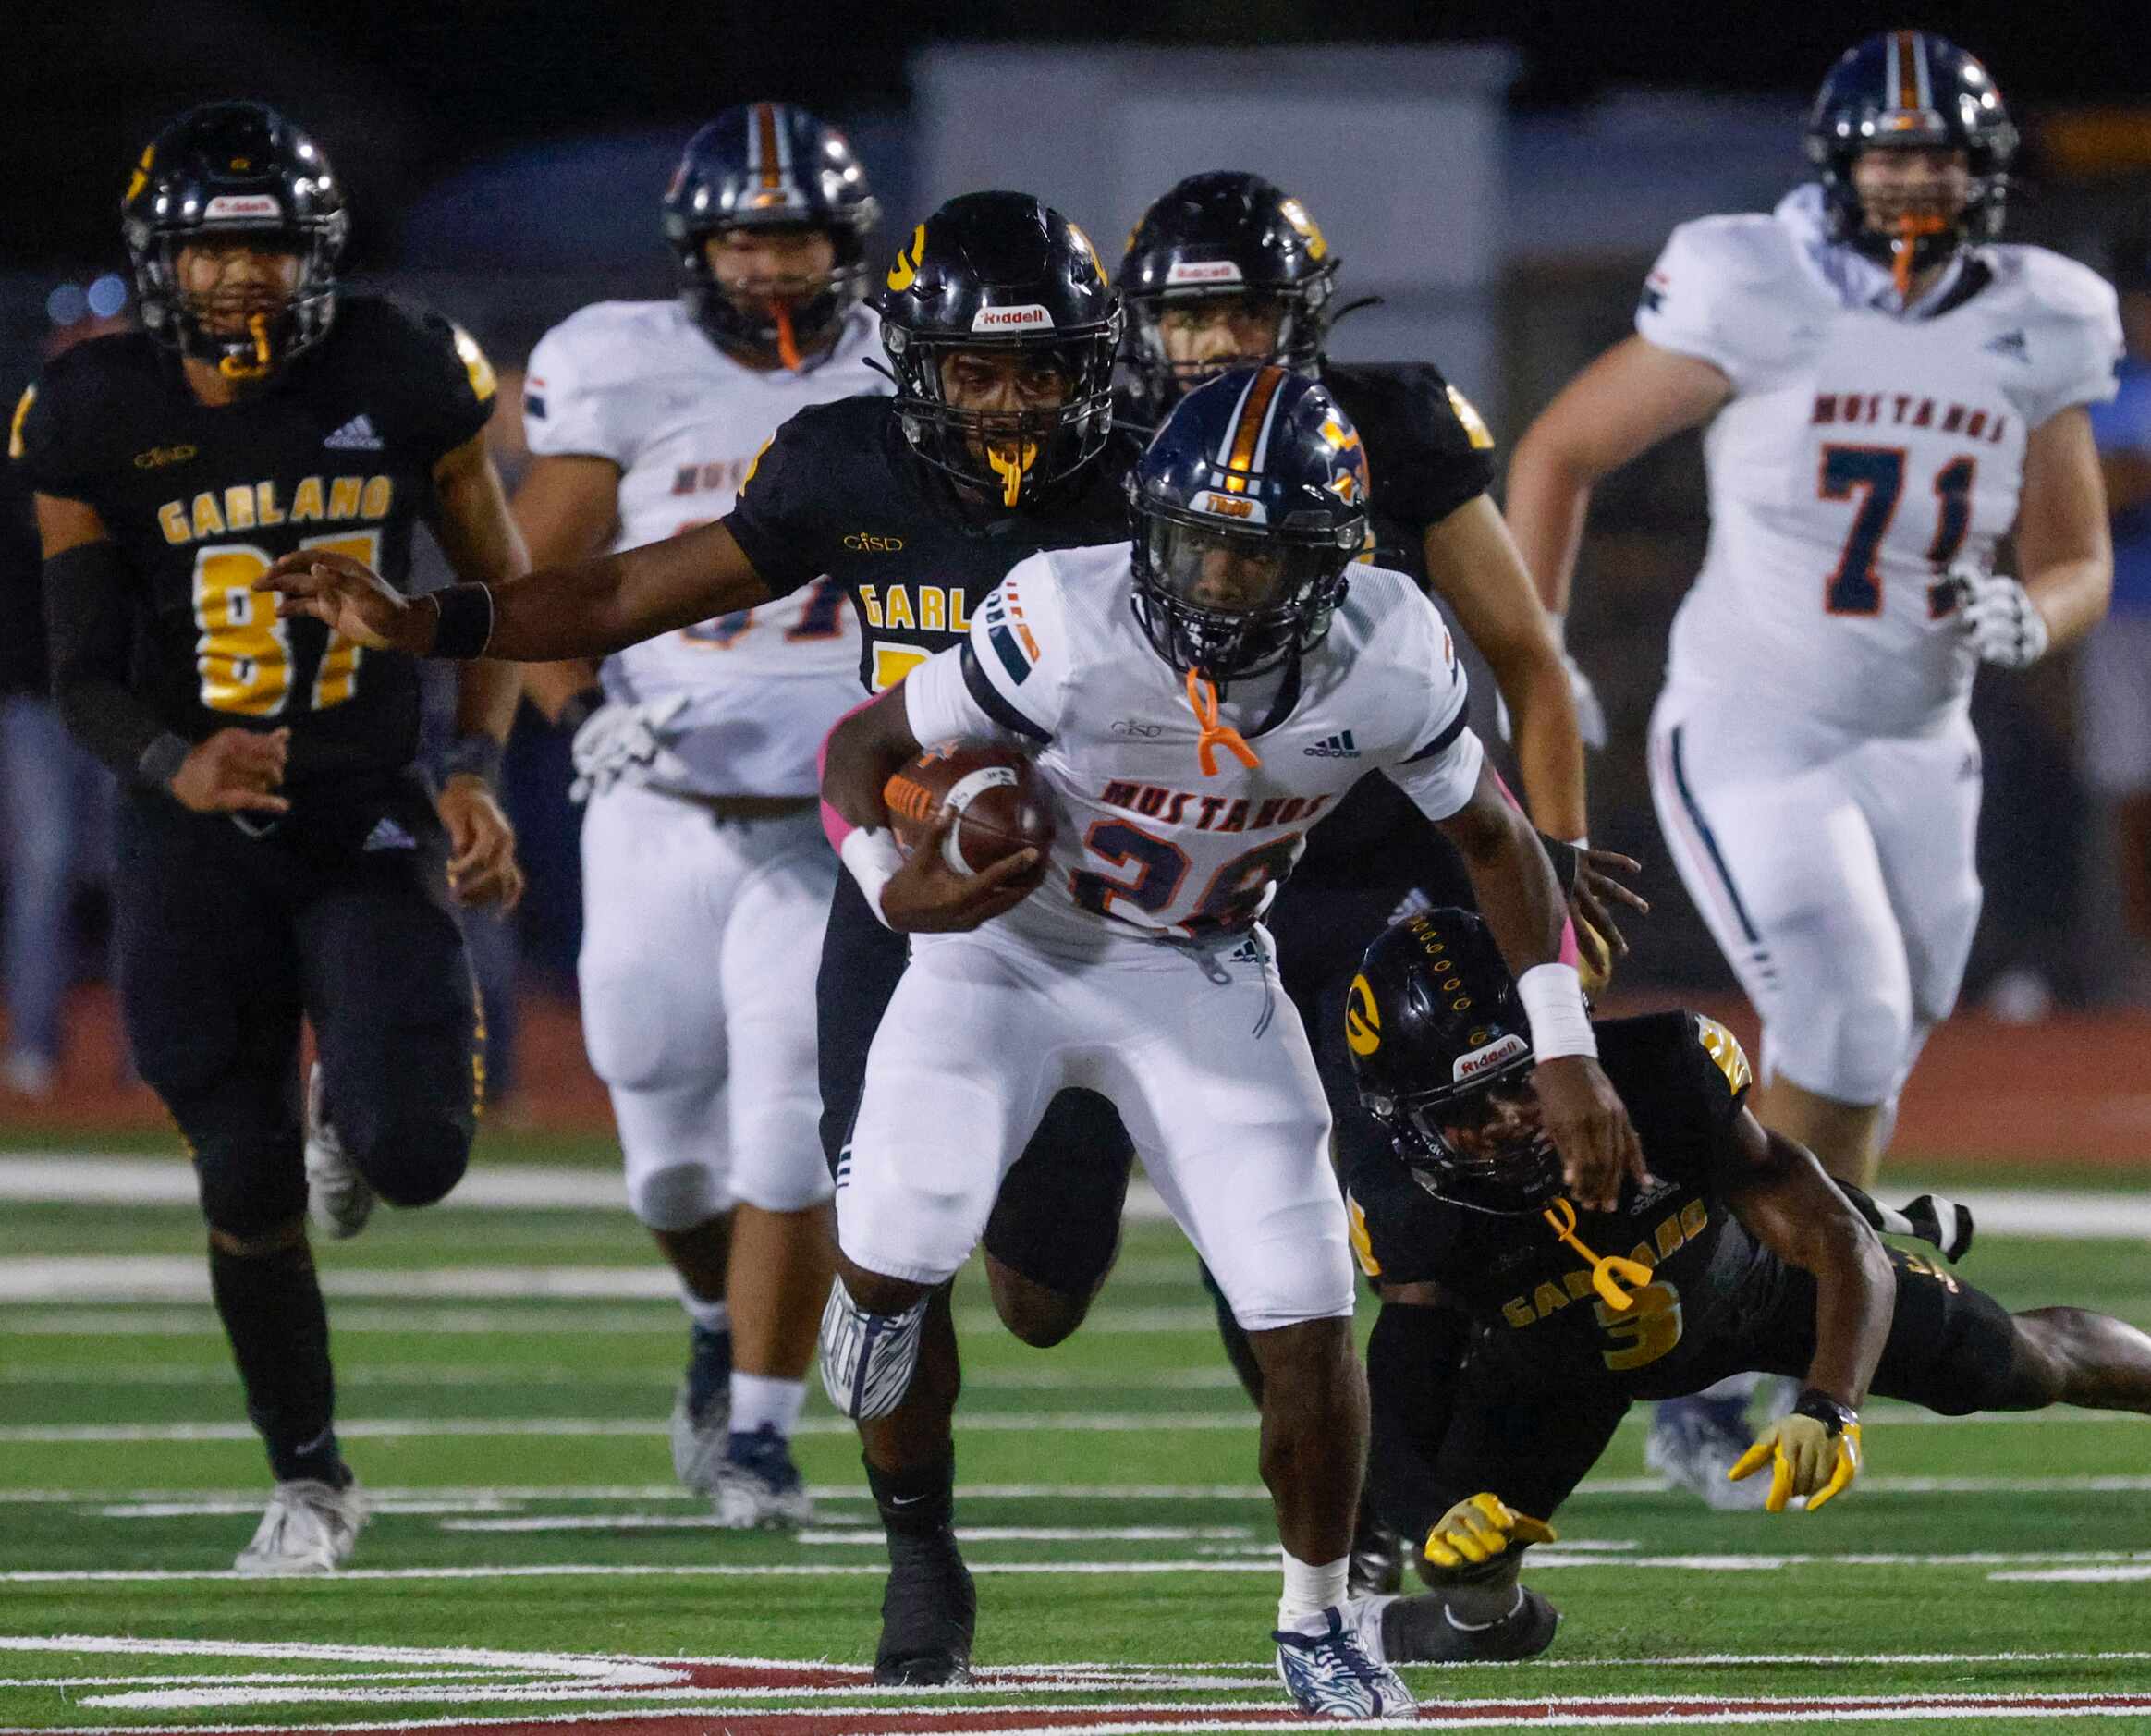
[755,103,784,189]
[1220,364,1287,495]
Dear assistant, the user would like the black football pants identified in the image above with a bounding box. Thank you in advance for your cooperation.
[114,773,480,1240]
[815,869,1131,1297]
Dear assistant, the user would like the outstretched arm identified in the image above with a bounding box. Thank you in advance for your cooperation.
[257,518,773,664]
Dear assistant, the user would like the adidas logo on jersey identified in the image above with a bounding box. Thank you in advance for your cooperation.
[324,413,384,451]
[1982,328,2029,362]
[1303,729,1361,759]
[361,817,416,852]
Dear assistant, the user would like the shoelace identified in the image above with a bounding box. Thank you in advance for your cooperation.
[1278,1614,1386,1694]
[1184,669,1260,776]
[1542,1196,1655,1311]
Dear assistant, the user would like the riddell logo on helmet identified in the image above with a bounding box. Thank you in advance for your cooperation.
[1452,1033,1530,1084]
[971,304,1053,332]
[202,195,282,221]
[1166,259,1243,286]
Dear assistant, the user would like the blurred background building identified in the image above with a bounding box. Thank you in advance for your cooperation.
[6,0,2150,1112]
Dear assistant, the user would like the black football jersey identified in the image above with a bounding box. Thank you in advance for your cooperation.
[14,296,495,786]
[1348,1012,1781,1398]
[1294,361,1497,889]
[722,395,1140,694]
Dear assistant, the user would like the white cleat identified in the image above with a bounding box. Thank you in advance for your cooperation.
[1645,1396,1770,1510]
[233,1478,366,1575]
[714,1424,815,1530]
[1274,1604,1416,1719]
[303,1063,373,1241]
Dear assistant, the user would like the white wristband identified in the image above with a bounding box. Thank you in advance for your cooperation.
[839,826,906,929]
[1518,961,1597,1062]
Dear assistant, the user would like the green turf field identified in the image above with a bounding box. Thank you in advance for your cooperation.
[3,1141,2148,1733]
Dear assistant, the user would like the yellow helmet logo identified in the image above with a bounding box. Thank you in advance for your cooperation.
[126,145,155,203]
[886,224,926,293]
[1345,973,1382,1056]
[1278,196,1328,262]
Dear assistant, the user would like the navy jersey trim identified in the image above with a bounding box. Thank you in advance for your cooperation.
[1402,707,1469,764]
[959,641,1051,743]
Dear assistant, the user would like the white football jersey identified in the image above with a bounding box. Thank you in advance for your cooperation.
[523,300,888,795]
[901,543,1485,960]
[1638,186,2121,735]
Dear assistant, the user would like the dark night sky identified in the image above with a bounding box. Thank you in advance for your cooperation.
[11,0,2150,269]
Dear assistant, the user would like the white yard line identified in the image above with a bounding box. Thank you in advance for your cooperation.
[0,1304,1223,1336]
[7,1155,2151,1240]
[10,1549,2151,1584]
[0,1363,1244,1392]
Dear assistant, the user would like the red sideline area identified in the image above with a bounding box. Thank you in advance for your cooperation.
[5,985,2150,1168]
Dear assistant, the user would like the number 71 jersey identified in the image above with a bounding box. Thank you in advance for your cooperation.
[1639,202,2120,734]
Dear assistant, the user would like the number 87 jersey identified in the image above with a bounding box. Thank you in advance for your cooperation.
[898,541,1486,959]
[1640,192,2120,735]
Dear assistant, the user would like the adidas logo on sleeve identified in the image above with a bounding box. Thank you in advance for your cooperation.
[1303,729,1361,759]
[324,413,384,451]
[362,816,417,852]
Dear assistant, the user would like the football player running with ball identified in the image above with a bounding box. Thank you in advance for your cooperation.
[262,191,1157,1679]
[14,103,526,1571]
[1339,907,2151,1665]
[1505,31,2120,1500]
[511,105,886,1526]
[814,366,1644,1718]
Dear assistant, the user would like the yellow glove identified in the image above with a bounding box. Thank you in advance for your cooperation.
[1729,1413,1863,1513]
[1424,1492,1558,1571]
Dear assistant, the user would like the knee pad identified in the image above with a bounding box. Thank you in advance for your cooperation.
[818,1278,928,1420]
[1772,985,1911,1106]
[626,1157,730,1232]
[351,1116,471,1209]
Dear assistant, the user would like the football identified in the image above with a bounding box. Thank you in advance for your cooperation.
[884,740,1057,874]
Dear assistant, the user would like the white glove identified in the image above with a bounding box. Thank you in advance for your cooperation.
[1948,562,2049,670]
[1493,649,1607,752]
[568,693,690,802]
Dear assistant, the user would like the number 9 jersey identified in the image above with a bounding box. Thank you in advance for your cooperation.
[12,296,496,787]
[1639,185,2120,735]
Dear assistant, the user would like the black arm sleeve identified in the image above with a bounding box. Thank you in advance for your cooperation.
[1364,1299,1474,1545]
[44,540,186,785]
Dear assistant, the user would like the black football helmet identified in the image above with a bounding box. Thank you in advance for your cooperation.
[1129,364,1368,682]
[1804,31,2016,285]
[662,104,880,367]
[877,191,1120,510]
[1349,908,1561,1216]
[1118,172,1339,420]
[122,101,348,379]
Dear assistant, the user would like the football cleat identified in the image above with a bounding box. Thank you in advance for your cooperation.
[1275,1604,1415,1719]
[714,1423,814,1530]
[1375,1583,1561,1664]
[1645,1395,1770,1510]
[232,1477,365,1575]
[1347,1507,1405,1597]
[873,1525,976,1686]
[303,1063,373,1241]
[668,1323,733,1493]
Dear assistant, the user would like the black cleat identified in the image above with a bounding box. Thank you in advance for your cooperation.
[1348,1506,1405,1598]
[873,1525,976,1686]
[1380,1583,1561,1664]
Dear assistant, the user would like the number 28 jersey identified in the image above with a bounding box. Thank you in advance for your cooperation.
[1641,188,2120,735]
[12,296,495,785]
[900,543,1485,960]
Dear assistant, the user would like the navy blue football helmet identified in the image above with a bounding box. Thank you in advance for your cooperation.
[1804,31,2016,281]
[663,104,880,365]
[1350,908,1559,1216]
[1118,172,1338,420]
[122,101,348,379]
[1129,364,1369,682]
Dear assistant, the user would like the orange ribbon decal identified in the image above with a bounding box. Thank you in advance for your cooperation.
[1184,668,1260,777]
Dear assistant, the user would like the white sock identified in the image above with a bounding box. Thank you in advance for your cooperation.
[730,1372,807,1439]
[681,1290,731,1335]
[1277,1549,1350,1629]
